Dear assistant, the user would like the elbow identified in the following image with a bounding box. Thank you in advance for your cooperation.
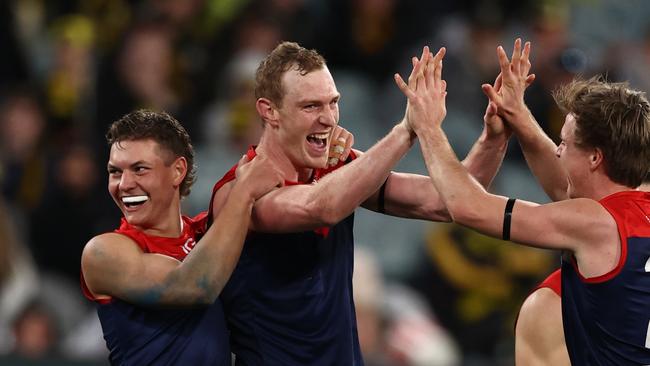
[184,285,221,306]
[164,272,222,306]
[304,199,341,227]
[446,200,481,226]
[422,201,453,223]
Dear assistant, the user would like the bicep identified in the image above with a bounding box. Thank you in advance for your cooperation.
[362,172,450,222]
[82,234,180,304]
[251,184,322,232]
[508,198,608,251]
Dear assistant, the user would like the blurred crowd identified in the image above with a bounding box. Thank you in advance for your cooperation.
[1,0,650,365]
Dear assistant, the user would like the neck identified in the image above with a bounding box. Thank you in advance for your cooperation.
[138,200,183,238]
[257,133,313,183]
[586,176,633,201]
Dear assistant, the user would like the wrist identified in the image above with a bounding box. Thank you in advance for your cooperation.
[230,183,257,207]
[480,128,510,148]
[395,120,417,144]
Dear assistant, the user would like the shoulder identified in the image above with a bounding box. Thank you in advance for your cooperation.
[516,286,568,365]
[517,286,562,337]
[82,233,142,265]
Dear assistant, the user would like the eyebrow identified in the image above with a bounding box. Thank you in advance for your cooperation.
[297,93,340,105]
[107,160,147,170]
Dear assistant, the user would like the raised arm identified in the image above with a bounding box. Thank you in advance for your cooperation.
[82,155,283,306]
[482,39,569,201]
[365,53,513,221]
[212,121,416,232]
[211,48,441,232]
[397,44,619,277]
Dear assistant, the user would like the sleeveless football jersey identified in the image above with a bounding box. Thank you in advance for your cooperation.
[562,190,650,365]
[81,214,231,366]
[534,268,561,296]
[208,147,363,366]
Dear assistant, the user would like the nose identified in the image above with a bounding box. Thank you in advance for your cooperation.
[319,106,338,127]
[119,171,137,191]
[555,144,562,158]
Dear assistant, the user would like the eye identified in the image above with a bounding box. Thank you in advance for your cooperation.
[134,166,148,174]
[108,168,121,176]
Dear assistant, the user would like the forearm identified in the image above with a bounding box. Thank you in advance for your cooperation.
[315,123,416,220]
[418,126,505,236]
[510,109,568,201]
[365,172,451,221]
[167,185,255,304]
[252,123,415,232]
[462,129,509,190]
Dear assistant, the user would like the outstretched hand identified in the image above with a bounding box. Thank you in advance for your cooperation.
[394,46,447,134]
[483,74,512,140]
[481,38,535,119]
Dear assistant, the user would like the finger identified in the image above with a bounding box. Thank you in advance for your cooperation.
[395,73,416,99]
[435,59,444,91]
[497,46,511,76]
[408,47,429,88]
[486,101,497,116]
[341,134,353,161]
[329,127,342,147]
[525,74,536,86]
[481,83,500,103]
[494,73,503,92]
[329,139,345,160]
[433,47,446,89]
[415,46,430,90]
[521,41,532,76]
[511,38,522,75]
[408,57,419,86]
[238,154,250,166]
[425,55,435,90]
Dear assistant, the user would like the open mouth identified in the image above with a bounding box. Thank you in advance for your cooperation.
[121,195,149,208]
[306,132,329,150]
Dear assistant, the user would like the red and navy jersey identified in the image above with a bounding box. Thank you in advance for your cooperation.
[81,214,231,366]
[514,268,562,331]
[562,190,650,365]
[208,146,363,365]
[534,268,561,296]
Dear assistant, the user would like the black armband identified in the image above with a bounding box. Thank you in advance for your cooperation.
[502,198,516,241]
[378,176,389,214]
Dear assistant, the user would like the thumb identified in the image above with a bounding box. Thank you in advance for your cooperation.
[486,101,497,116]
[481,84,499,103]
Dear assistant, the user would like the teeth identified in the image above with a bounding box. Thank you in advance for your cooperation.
[308,133,329,140]
[122,195,149,204]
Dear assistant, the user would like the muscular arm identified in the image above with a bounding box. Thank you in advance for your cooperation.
[82,185,256,306]
[503,106,569,201]
[212,122,416,232]
[399,44,619,277]
[363,124,509,222]
[482,40,569,201]
[83,156,283,306]
[515,288,570,366]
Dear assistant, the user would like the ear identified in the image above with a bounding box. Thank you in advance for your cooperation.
[256,98,280,128]
[589,147,604,172]
[172,156,188,187]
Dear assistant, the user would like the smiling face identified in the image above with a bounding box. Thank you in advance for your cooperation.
[273,66,340,170]
[107,139,184,232]
[556,114,593,198]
